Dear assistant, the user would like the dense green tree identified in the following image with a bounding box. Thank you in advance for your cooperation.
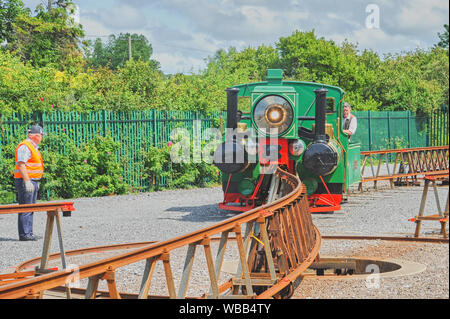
[0,49,162,114]
[437,24,449,50]
[85,38,109,67]
[371,49,446,114]
[0,0,28,44]
[1,19,448,116]
[206,45,280,82]
[5,0,85,71]
[277,30,343,83]
[424,47,449,105]
[118,59,163,106]
[88,33,160,70]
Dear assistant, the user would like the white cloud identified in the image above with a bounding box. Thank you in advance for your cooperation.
[153,52,206,74]
[158,0,309,41]
[89,4,148,30]
[395,0,449,36]
[19,0,450,74]
[80,12,113,37]
[239,5,308,35]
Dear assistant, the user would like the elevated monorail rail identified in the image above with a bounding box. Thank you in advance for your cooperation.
[359,146,449,190]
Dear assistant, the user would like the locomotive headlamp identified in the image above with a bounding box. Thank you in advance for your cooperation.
[265,105,286,125]
[253,95,293,136]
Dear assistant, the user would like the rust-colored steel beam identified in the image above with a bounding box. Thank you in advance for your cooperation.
[0,202,75,215]
[359,146,449,191]
[15,241,158,273]
[410,173,449,239]
[0,168,321,300]
[360,145,449,155]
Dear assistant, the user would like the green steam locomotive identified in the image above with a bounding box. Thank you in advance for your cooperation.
[213,69,361,213]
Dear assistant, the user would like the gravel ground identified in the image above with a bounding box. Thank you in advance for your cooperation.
[0,187,230,274]
[0,177,448,299]
[293,240,449,299]
[294,178,449,299]
[334,179,448,237]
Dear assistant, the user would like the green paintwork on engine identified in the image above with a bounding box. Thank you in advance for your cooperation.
[238,178,256,196]
[223,69,361,195]
[346,143,361,187]
[221,162,261,184]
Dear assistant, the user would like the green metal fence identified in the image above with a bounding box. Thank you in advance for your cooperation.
[426,105,449,147]
[351,110,430,151]
[1,110,224,194]
[1,108,448,198]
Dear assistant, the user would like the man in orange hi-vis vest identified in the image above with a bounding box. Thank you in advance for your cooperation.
[14,125,45,241]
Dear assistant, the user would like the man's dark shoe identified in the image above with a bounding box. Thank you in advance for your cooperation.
[19,235,37,241]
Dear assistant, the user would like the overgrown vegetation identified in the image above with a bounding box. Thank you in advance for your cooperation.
[1,1,448,116]
[142,134,221,191]
[1,0,448,203]
[0,134,128,204]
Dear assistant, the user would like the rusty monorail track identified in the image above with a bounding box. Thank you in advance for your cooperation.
[13,235,447,273]
[0,168,321,299]
[7,234,446,300]
[359,145,449,190]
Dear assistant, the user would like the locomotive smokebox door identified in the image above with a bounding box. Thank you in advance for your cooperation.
[213,141,249,174]
[303,142,338,176]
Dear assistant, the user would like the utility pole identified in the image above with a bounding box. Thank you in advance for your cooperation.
[48,0,52,11]
[128,34,132,61]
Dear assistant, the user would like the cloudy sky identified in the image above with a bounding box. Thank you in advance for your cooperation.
[21,0,449,74]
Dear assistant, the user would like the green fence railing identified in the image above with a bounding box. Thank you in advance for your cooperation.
[1,110,225,195]
[351,110,431,151]
[426,105,449,147]
[1,108,448,199]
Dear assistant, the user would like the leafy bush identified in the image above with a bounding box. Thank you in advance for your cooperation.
[0,147,16,204]
[40,134,128,199]
[142,145,173,190]
[143,143,221,191]
[0,134,24,204]
[0,133,129,204]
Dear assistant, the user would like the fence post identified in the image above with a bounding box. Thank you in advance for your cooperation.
[446,106,449,145]
[32,112,41,126]
[432,111,435,146]
[152,109,157,147]
[407,111,411,147]
[42,112,46,129]
[102,110,107,137]
[440,108,443,146]
[368,110,372,151]
[387,111,391,149]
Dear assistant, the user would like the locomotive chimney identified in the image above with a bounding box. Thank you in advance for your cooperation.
[302,88,338,176]
[226,87,240,130]
[314,88,328,143]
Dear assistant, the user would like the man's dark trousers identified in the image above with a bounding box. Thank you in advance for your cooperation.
[14,179,39,239]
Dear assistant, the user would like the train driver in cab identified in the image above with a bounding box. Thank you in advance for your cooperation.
[342,102,357,141]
